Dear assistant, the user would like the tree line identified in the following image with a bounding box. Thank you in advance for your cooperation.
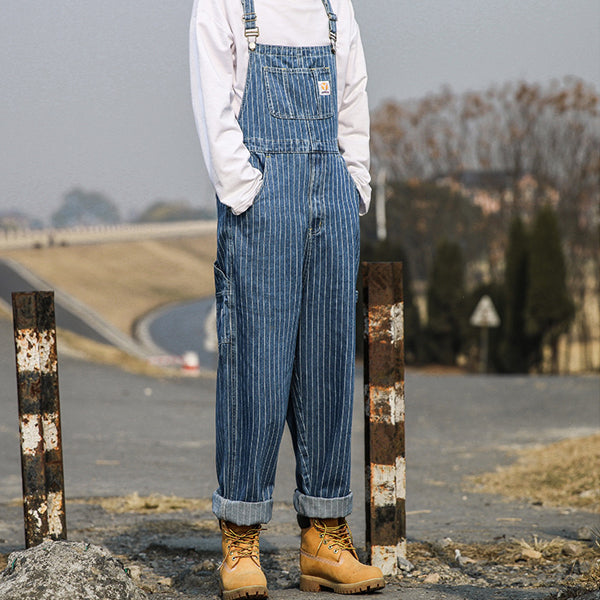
[36,189,215,229]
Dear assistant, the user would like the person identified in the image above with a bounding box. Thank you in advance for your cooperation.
[189,1,383,596]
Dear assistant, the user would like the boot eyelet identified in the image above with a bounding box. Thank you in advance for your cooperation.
[334,549,338,553]
[328,545,333,549]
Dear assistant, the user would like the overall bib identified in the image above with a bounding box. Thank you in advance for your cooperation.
[213,0,361,525]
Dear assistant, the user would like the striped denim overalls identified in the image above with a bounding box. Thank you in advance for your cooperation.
[213,0,361,525]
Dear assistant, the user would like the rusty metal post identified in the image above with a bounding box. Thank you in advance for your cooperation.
[362,262,405,575]
[12,291,67,548]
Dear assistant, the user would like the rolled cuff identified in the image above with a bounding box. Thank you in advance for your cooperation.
[212,490,273,525]
[293,490,353,519]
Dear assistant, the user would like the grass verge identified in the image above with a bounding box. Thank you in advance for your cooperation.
[468,433,600,512]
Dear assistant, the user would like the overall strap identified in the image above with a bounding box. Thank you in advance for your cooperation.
[320,0,338,53]
[241,0,259,51]
[241,0,338,53]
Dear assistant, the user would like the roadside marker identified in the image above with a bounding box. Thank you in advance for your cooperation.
[362,262,406,576]
[12,291,67,548]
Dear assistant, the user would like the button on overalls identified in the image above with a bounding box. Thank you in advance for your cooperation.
[213,0,361,525]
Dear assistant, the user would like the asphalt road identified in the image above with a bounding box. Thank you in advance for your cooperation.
[139,297,218,369]
[1,315,599,554]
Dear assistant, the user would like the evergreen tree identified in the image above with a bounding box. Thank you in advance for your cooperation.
[525,206,575,373]
[500,216,533,372]
[425,239,467,365]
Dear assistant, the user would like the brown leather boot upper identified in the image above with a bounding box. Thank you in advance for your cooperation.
[219,521,268,599]
[299,518,385,592]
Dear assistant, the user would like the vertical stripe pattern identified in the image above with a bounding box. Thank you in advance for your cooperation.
[212,0,360,526]
[12,291,67,548]
[362,263,406,575]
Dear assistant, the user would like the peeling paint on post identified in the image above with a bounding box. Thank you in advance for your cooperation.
[362,262,405,576]
[12,291,67,548]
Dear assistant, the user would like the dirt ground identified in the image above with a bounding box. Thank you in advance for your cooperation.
[1,485,598,600]
[1,495,599,600]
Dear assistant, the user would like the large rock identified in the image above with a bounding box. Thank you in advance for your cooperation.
[0,540,147,600]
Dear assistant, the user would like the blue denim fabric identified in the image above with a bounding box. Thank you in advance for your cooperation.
[213,0,360,526]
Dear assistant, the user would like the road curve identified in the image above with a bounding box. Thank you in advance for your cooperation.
[135,297,217,369]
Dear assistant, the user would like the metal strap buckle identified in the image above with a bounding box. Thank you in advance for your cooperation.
[245,26,260,51]
[329,31,337,54]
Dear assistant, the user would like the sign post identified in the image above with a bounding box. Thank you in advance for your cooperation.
[470,295,500,373]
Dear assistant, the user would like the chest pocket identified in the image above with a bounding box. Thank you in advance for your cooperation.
[263,66,335,120]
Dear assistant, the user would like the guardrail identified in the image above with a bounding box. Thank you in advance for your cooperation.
[0,220,217,251]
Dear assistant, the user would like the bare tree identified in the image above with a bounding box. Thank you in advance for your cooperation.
[370,78,599,371]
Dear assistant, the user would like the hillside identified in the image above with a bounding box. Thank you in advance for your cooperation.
[1,234,216,336]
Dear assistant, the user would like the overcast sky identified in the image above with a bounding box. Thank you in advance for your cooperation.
[1,1,599,223]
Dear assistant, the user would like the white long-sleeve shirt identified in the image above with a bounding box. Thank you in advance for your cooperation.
[189,0,371,215]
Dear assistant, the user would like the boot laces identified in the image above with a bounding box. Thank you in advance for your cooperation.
[223,524,262,561]
[313,519,357,557]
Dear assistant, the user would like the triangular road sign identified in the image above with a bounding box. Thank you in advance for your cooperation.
[470,295,500,328]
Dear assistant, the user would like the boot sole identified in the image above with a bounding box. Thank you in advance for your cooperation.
[299,575,385,594]
[221,585,269,600]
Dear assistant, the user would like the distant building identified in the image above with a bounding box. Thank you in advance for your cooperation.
[434,170,560,218]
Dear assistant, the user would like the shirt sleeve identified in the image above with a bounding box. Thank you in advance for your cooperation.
[337,10,371,215]
[189,0,262,215]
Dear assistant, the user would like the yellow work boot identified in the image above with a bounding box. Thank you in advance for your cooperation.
[219,520,268,600]
[299,518,385,594]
